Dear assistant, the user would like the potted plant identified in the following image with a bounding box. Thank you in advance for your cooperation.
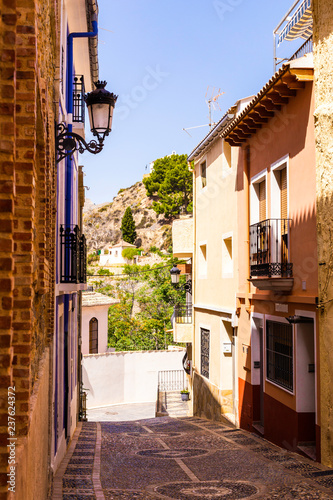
[180,389,190,401]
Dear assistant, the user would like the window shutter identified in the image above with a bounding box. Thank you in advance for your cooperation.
[280,167,287,220]
[259,180,266,221]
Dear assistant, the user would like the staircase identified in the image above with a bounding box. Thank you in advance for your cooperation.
[156,390,192,418]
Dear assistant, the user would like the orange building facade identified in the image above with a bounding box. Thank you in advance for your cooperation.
[224,57,320,460]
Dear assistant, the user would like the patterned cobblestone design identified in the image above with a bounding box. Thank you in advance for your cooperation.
[153,480,259,499]
[53,416,333,500]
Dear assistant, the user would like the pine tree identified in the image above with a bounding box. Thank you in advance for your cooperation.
[143,153,192,218]
[121,207,137,244]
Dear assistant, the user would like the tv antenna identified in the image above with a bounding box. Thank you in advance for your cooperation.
[182,86,224,137]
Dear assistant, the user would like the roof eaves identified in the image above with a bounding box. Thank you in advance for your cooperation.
[187,111,231,162]
[222,59,313,143]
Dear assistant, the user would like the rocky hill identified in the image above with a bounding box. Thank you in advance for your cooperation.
[83,179,172,254]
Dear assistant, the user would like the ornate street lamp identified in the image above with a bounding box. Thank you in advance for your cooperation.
[170,264,192,294]
[56,80,118,163]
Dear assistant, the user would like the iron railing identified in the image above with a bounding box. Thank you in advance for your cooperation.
[73,75,85,123]
[79,384,88,421]
[59,225,87,284]
[249,218,293,278]
[174,304,192,324]
[158,370,187,391]
[289,35,313,61]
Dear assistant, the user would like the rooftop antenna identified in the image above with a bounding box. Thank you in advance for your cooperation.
[206,86,225,129]
[182,86,225,136]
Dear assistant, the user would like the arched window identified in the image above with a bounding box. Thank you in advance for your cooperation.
[89,317,98,354]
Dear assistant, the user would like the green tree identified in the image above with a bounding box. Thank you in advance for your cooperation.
[143,154,192,218]
[102,259,186,351]
[121,207,137,244]
[122,247,140,260]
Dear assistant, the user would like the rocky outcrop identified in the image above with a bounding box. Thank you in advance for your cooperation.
[83,180,172,254]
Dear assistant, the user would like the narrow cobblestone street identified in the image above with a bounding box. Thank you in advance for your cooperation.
[52,416,333,500]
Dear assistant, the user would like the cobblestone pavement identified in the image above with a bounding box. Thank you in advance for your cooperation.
[52,416,333,499]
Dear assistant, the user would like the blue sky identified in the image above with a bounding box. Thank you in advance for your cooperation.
[83,0,301,204]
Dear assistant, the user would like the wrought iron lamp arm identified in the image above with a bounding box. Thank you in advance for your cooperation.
[55,123,104,163]
[173,279,192,295]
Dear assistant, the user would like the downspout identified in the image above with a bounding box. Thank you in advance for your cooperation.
[65,13,98,227]
[63,14,98,434]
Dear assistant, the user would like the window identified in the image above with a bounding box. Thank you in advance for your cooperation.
[200,328,210,378]
[198,244,207,277]
[200,160,207,188]
[222,234,233,277]
[258,179,266,222]
[271,160,289,264]
[266,320,293,391]
[89,317,98,354]
[250,171,267,225]
[278,166,288,261]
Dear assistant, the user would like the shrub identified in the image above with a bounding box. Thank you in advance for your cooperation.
[122,248,140,260]
[97,268,112,275]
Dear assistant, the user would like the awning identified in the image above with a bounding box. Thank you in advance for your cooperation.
[278,0,312,45]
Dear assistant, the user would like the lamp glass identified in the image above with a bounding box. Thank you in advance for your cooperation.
[88,102,113,138]
[170,265,180,284]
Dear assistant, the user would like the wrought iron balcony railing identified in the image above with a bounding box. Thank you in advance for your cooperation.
[59,225,87,284]
[73,75,85,123]
[249,219,293,279]
[289,35,313,62]
[174,304,192,324]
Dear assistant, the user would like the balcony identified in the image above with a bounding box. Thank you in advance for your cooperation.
[59,225,87,286]
[172,304,193,343]
[249,219,293,292]
[172,217,193,259]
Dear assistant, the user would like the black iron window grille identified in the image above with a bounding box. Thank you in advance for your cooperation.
[59,225,87,284]
[266,320,293,391]
[200,328,210,379]
[174,304,192,324]
[249,218,293,278]
[73,75,85,123]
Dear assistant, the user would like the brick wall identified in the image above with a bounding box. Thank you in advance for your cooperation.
[0,0,58,496]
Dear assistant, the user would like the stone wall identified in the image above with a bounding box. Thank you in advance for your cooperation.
[0,0,58,497]
[193,370,233,423]
[312,0,333,468]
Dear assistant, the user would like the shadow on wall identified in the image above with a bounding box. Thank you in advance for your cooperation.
[193,370,227,422]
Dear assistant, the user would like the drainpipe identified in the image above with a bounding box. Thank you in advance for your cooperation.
[63,14,98,432]
[65,13,98,227]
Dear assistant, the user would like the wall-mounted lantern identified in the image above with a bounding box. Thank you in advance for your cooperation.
[170,264,192,294]
[56,80,118,163]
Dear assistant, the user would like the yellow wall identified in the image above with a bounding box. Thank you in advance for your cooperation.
[313,0,333,467]
[192,136,239,423]
[195,139,239,309]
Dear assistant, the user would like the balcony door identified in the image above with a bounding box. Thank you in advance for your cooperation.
[271,158,289,266]
[279,166,288,263]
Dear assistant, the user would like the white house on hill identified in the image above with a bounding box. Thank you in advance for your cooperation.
[82,291,119,354]
[99,240,137,266]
